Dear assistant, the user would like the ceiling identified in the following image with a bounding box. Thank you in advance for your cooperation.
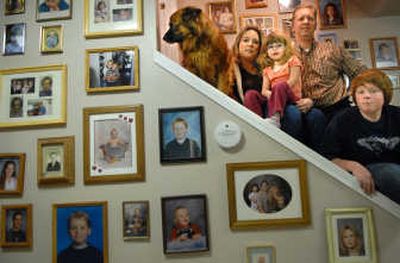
[348,0,400,17]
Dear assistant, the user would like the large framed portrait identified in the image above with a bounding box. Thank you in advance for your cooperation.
[37,136,75,186]
[84,0,143,39]
[317,0,346,29]
[161,195,209,255]
[5,0,25,15]
[122,201,150,240]
[2,23,25,56]
[245,0,267,9]
[0,64,67,129]
[325,208,377,263]
[369,37,400,69]
[85,46,139,93]
[52,201,108,263]
[226,160,310,230]
[278,0,301,13]
[83,105,145,184]
[239,14,278,36]
[159,106,206,164]
[208,1,236,34]
[36,0,72,22]
[0,153,25,196]
[40,25,64,54]
[246,245,276,263]
[0,204,32,248]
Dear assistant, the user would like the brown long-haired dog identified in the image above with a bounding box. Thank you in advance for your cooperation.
[163,7,233,96]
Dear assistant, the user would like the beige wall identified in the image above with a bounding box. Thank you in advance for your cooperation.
[0,1,399,263]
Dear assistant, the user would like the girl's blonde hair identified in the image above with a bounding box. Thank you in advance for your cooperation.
[258,31,295,68]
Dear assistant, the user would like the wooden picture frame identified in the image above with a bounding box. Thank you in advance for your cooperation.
[246,245,276,263]
[37,136,75,186]
[0,64,67,129]
[239,13,278,36]
[226,160,310,230]
[1,204,32,248]
[317,0,347,30]
[36,0,72,22]
[369,37,400,69]
[159,106,206,164]
[40,25,64,54]
[84,0,143,39]
[325,208,378,263]
[161,194,209,255]
[2,23,25,56]
[278,0,301,13]
[85,46,139,93]
[83,104,145,184]
[208,1,237,34]
[52,201,108,263]
[245,0,267,9]
[0,153,25,196]
[122,201,150,240]
[5,0,25,15]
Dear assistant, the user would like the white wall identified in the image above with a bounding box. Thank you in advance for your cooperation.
[0,1,399,263]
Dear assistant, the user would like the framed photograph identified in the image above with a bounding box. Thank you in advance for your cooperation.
[0,153,25,196]
[246,245,276,263]
[383,69,400,89]
[36,0,72,22]
[245,0,267,9]
[84,0,143,39]
[0,204,32,248]
[161,194,209,254]
[40,25,63,54]
[83,105,145,184]
[317,0,346,29]
[226,160,310,230]
[5,0,25,15]
[208,1,236,34]
[369,37,400,69]
[0,64,67,129]
[52,201,108,263]
[122,201,150,240]
[325,208,377,263]
[37,136,74,186]
[317,32,338,46]
[159,106,206,164]
[278,0,301,13]
[239,14,278,36]
[2,23,25,55]
[85,46,139,93]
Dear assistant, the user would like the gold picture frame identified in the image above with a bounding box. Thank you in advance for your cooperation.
[37,136,75,186]
[1,204,32,248]
[83,104,145,184]
[5,0,25,15]
[85,46,139,93]
[52,201,108,263]
[239,13,278,36]
[0,64,67,130]
[36,0,72,22]
[246,245,276,263]
[325,208,378,263]
[226,160,310,230]
[0,153,26,196]
[122,200,150,240]
[84,0,143,39]
[369,37,400,70]
[40,25,64,54]
[245,0,268,9]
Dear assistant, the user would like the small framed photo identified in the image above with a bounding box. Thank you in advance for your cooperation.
[369,37,400,69]
[226,160,310,230]
[2,23,25,55]
[0,64,67,129]
[383,69,400,89]
[208,1,236,34]
[344,39,359,49]
[85,46,139,93]
[246,245,276,263]
[317,0,346,29]
[245,0,268,9]
[325,208,377,263]
[53,201,108,263]
[278,0,301,13]
[0,153,25,196]
[84,0,143,39]
[36,0,72,22]
[161,194,209,255]
[37,136,74,186]
[317,32,338,46]
[239,14,278,36]
[40,25,63,54]
[5,0,25,15]
[122,201,150,240]
[1,204,32,248]
[83,105,145,184]
[159,106,206,164]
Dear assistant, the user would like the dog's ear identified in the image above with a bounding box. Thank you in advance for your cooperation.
[182,7,202,23]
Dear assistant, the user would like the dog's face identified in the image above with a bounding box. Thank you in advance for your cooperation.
[163,7,203,44]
